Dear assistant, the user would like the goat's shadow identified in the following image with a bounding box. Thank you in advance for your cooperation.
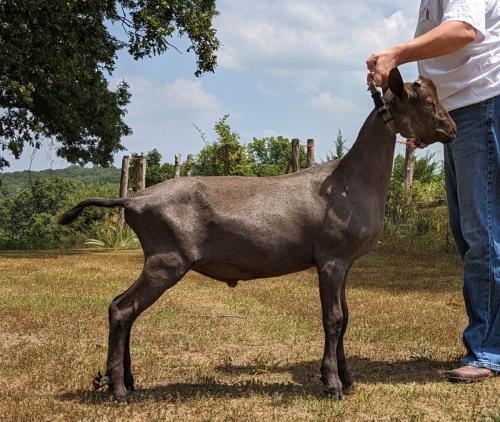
[58,356,461,405]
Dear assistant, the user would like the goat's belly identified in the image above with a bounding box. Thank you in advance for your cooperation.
[192,260,313,281]
[194,226,316,280]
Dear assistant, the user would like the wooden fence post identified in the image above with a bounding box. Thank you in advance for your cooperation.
[403,146,415,194]
[186,154,193,177]
[136,156,146,191]
[119,155,130,228]
[306,138,315,168]
[174,153,182,179]
[291,138,300,173]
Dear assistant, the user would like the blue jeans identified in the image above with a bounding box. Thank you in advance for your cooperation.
[445,95,500,372]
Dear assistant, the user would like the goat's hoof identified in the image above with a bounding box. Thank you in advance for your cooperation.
[112,387,129,402]
[324,388,343,401]
[114,393,128,403]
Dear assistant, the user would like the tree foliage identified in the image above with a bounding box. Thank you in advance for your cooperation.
[0,1,219,169]
[386,152,444,223]
[326,129,348,160]
[129,149,174,190]
[391,152,442,185]
[193,115,254,176]
[0,177,117,249]
[246,136,307,176]
[0,165,121,197]
[334,129,346,159]
[383,152,449,252]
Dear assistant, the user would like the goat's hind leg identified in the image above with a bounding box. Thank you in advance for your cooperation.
[103,289,134,392]
[105,253,187,400]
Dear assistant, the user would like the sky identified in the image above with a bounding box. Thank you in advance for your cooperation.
[5,0,435,172]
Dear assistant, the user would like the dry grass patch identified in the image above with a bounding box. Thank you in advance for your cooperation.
[0,250,498,421]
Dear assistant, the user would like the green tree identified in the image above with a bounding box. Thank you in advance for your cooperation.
[0,1,220,169]
[0,165,121,197]
[129,149,174,189]
[194,115,253,176]
[383,152,448,251]
[386,152,443,224]
[247,136,295,176]
[333,129,346,159]
[144,149,175,186]
[391,152,442,185]
[0,177,118,249]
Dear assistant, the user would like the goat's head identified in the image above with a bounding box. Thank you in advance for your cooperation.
[384,68,457,144]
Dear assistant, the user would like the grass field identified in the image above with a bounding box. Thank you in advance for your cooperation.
[0,250,498,421]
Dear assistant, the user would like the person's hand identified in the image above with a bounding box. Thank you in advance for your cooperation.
[407,138,428,151]
[366,47,401,87]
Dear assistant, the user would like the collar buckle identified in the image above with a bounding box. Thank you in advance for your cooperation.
[368,82,397,136]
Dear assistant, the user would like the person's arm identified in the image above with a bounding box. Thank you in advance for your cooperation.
[367,21,477,87]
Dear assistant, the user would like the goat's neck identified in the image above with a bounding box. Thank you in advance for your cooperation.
[337,109,396,194]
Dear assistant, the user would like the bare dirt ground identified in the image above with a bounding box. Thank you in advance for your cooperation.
[0,250,498,421]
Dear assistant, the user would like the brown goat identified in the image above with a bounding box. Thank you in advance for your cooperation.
[59,69,456,401]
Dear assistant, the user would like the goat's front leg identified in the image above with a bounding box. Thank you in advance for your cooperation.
[123,328,134,391]
[317,260,346,400]
[337,285,353,391]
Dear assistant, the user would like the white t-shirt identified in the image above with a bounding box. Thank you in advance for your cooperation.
[415,0,500,111]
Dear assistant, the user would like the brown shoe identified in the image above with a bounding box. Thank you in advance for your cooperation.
[448,365,495,383]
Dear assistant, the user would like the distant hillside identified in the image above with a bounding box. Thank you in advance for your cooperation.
[0,165,120,197]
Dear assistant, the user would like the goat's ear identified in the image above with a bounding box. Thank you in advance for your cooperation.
[388,68,404,98]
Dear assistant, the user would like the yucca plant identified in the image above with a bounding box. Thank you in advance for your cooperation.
[84,219,140,250]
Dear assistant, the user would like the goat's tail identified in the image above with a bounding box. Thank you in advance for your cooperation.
[58,198,130,225]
